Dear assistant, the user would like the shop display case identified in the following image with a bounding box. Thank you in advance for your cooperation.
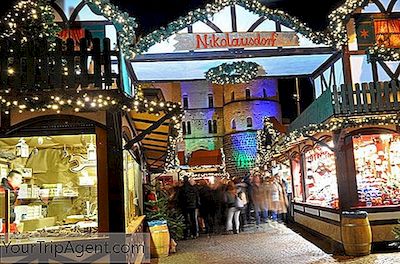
[0,134,99,235]
[304,142,339,208]
[353,133,400,207]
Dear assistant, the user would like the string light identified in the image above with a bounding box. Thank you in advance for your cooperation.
[86,0,137,58]
[256,114,400,168]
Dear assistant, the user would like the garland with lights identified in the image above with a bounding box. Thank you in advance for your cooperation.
[134,0,331,55]
[328,0,370,48]
[257,114,400,165]
[255,117,282,168]
[205,61,260,85]
[0,0,60,43]
[367,45,400,62]
[86,0,137,58]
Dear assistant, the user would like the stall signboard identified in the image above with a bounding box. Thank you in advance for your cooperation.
[174,31,299,51]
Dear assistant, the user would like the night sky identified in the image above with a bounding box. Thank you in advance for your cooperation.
[0,0,344,36]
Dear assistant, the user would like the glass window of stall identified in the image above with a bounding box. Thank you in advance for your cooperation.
[353,133,400,207]
[123,148,143,230]
[304,140,339,208]
[0,135,98,234]
[290,153,303,202]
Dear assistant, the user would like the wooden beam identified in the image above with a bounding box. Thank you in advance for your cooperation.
[136,129,169,136]
[142,142,168,149]
[132,117,170,126]
[142,138,169,143]
[143,147,167,152]
[131,47,336,62]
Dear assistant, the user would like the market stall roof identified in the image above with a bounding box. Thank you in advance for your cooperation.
[130,111,172,172]
[128,2,339,81]
[131,54,333,81]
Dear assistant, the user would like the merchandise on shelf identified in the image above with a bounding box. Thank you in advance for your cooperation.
[353,134,400,207]
[304,142,339,208]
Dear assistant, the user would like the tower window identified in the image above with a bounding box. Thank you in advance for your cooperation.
[245,89,251,100]
[263,88,267,98]
[231,91,235,101]
[187,121,192,134]
[183,95,189,109]
[231,119,236,130]
[208,120,213,133]
[213,120,217,133]
[208,94,214,108]
[182,121,186,135]
[246,117,253,128]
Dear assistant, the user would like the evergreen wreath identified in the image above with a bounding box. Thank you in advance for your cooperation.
[205,61,260,85]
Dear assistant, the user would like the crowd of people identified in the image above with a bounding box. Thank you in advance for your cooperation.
[161,172,290,239]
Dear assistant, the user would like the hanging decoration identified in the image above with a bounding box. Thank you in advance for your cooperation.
[255,117,283,168]
[0,0,60,43]
[86,0,137,58]
[205,61,261,85]
[134,0,331,55]
[165,134,183,173]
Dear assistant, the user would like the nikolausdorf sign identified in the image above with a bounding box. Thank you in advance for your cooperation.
[174,32,299,50]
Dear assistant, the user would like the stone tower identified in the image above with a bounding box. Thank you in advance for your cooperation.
[221,78,281,177]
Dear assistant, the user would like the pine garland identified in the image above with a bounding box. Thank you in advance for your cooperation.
[205,61,260,85]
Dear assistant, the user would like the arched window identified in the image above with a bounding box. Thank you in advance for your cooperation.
[208,120,213,133]
[213,120,217,133]
[231,91,235,101]
[263,88,267,98]
[187,121,192,134]
[208,94,214,108]
[245,89,251,100]
[246,117,253,128]
[231,119,236,130]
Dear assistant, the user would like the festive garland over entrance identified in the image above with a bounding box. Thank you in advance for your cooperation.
[205,61,260,85]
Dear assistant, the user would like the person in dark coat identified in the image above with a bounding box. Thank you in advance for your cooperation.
[0,170,23,223]
[177,176,200,239]
[198,180,215,234]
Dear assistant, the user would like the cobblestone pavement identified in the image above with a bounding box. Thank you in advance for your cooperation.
[151,223,400,264]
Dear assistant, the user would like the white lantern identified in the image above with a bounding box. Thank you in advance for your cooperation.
[16,138,29,158]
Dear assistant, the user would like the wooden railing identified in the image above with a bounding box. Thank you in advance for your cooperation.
[333,80,400,115]
[0,37,120,94]
[289,80,400,131]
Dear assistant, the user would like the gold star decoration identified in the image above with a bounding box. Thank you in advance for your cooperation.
[360,29,369,39]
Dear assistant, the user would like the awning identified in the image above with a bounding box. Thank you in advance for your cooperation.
[130,111,172,172]
[188,149,222,167]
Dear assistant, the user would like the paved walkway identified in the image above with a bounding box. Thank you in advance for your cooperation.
[151,223,400,264]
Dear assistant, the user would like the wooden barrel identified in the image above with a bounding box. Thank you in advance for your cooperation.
[149,224,170,258]
[341,211,372,256]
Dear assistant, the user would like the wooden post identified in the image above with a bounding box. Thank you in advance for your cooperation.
[342,45,353,85]
[106,109,125,232]
[333,130,358,211]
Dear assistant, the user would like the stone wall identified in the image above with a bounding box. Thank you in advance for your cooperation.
[224,131,258,178]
